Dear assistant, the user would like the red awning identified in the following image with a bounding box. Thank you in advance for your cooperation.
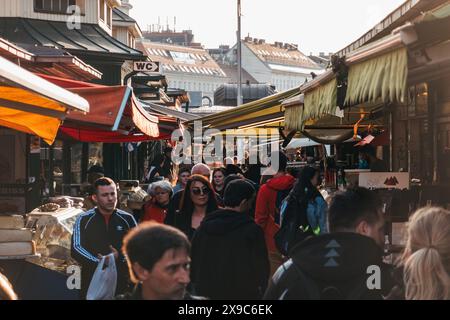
[40,75,179,142]
[36,74,103,89]
[64,86,160,138]
[59,126,171,143]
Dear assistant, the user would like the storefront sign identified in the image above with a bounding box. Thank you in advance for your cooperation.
[133,61,160,73]
[359,172,410,190]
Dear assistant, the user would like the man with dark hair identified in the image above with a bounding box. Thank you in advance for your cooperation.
[117,222,199,300]
[255,151,295,276]
[191,180,269,300]
[71,177,137,299]
[264,187,393,300]
[359,145,388,172]
[328,187,385,246]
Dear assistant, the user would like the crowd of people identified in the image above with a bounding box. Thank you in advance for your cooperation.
[1,150,450,301]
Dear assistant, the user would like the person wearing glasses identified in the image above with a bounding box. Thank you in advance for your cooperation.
[169,175,218,240]
[142,181,173,224]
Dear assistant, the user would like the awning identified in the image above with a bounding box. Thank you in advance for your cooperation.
[59,126,171,143]
[0,56,89,144]
[64,86,160,139]
[142,101,200,122]
[283,20,420,132]
[0,37,102,81]
[185,87,299,132]
[0,18,145,61]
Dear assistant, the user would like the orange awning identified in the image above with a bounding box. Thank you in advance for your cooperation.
[0,56,89,144]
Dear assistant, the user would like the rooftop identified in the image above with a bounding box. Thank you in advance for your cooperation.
[136,40,227,77]
[112,8,136,23]
[243,37,322,70]
[0,18,144,60]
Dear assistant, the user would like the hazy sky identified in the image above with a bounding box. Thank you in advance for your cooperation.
[131,0,405,54]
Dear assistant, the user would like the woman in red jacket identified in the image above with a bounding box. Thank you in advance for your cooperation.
[142,180,173,224]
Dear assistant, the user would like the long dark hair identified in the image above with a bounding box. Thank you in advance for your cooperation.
[287,166,321,205]
[179,175,218,216]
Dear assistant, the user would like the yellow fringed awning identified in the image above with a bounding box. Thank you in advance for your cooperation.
[345,48,408,106]
[285,78,337,131]
[185,88,299,131]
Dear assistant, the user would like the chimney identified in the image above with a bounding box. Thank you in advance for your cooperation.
[253,38,259,44]
[119,0,133,15]
[244,36,253,43]
[258,39,265,45]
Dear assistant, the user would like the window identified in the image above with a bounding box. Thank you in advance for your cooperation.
[34,0,77,14]
[106,4,112,27]
[99,0,105,21]
[128,32,135,48]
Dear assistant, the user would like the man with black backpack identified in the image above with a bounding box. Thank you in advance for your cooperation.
[264,187,395,300]
[255,151,295,277]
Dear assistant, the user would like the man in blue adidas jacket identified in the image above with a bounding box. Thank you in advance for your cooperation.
[71,177,137,299]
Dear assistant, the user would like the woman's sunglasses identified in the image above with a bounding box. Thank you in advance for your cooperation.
[191,187,210,196]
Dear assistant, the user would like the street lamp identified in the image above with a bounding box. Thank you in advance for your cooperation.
[237,0,243,106]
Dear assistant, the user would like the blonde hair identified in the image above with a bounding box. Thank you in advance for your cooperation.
[401,207,450,300]
[0,273,17,300]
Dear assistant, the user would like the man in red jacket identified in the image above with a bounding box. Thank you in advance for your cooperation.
[255,151,296,277]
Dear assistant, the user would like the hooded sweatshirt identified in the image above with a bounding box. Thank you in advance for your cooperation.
[191,209,270,300]
[264,233,393,300]
[255,174,296,253]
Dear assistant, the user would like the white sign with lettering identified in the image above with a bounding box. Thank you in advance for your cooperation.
[359,172,410,190]
[134,61,160,73]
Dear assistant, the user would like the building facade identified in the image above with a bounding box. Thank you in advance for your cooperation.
[0,0,145,85]
[136,39,228,105]
[219,37,325,92]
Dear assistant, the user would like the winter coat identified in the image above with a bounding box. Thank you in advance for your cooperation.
[255,174,296,253]
[264,232,395,300]
[142,201,168,224]
[191,209,270,300]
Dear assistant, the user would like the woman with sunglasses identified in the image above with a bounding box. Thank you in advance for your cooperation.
[142,180,173,224]
[168,175,218,239]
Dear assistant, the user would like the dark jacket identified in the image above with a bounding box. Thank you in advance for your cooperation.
[115,284,206,300]
[71,208,137,299]
[191,209,270,300]
[385,267,405,300]
[264,233,394,300]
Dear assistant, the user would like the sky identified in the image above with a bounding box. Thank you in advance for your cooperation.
[131,0,406,54]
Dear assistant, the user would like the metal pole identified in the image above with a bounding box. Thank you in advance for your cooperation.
[237,0,243,106]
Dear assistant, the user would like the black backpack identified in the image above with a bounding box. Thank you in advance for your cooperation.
[277,262,381,300]
[274,195,314,256]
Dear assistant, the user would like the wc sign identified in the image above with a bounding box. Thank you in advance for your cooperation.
[134,61,160,73]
